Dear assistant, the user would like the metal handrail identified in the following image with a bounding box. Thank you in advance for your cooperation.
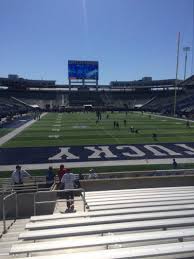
[2,192,17,234]
[0,176,47,191]
[33,188,86,216]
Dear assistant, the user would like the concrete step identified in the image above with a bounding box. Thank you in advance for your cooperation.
[0,239,22,245]
[0,254,12,259]
[3,231,20,236]
[12,223,28,227]
[0,218,30,258]
[1,236,19,241]
[0,241,21,248]
[0,242,13,248]
[11,226,27,230]
[10,223,27,229]
[0,247,11,254]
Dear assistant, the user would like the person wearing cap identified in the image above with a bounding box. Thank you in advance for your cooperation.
[88,168,98,179]
[61,168,76,212]
[11,165,31,185]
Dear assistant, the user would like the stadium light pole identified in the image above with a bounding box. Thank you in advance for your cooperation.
[173,32,180,117]
[183,46,191,80]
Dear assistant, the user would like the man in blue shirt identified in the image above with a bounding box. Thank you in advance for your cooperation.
[46,166,55,187]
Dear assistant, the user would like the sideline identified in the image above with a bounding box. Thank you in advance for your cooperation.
[0,113,47,146]
[145,112,194,123]
[0,157,193,171]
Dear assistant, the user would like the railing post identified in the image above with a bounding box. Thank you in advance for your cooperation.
[15,193,18,219]
[83,190,86,212]
[2,197,6,234]
[33,192,37,216]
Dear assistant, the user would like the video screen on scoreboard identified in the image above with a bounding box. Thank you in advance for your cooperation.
[68,60,98,80]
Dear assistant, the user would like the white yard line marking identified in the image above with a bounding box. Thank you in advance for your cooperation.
[48,135,60,139]
[0,113,47,146]
[52,129,60,132]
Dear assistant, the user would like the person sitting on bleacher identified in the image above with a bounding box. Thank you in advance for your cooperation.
[61,168,76,213]
[11,165,31,185]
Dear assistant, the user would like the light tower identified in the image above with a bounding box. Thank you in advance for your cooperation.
[183,46,191,80]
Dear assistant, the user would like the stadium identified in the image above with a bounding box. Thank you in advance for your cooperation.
[1,0,194,258]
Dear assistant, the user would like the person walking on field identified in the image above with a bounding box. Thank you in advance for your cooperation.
[61,168,76,213]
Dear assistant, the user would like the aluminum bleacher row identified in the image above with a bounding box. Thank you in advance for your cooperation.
[9,186,194,258]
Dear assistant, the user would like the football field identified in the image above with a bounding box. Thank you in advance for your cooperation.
[2,112,194,148]
[1,111,194,172]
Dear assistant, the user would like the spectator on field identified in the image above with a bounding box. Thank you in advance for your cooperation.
[46,166,55,187]
[130,126,134,133]
[172,158,178,169]
[186,120,190,128]
[11,165,31,185]
[88,168,98,179]
[61,168,76,213]
[152,133,158,141]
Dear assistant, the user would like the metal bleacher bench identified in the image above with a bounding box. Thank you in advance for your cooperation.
[85,188,194,200]
[10,240,194,259]
[85,186,194,197]
[87,194,194,207]
[19,217,194,240]
[10,228,194,256]
[88,199,194,211]
[30,203,194,222]
[86,192,194,204]
[26,210,194,230]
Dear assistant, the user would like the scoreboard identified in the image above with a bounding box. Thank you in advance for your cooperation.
[68,60,98,80]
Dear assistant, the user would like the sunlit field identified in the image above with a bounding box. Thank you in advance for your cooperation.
[2,112,194,148]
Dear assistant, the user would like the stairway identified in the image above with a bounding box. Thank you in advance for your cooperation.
[0,218,29,258]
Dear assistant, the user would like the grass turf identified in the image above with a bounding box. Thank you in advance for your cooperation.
[0,128,12,138]
[1,163,194,179]
[2,112,194,148]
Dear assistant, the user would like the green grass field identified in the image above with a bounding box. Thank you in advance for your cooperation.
[2,112,194,148]
[0,128,12,138]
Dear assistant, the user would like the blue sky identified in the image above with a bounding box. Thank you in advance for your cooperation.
[0,0,193,84]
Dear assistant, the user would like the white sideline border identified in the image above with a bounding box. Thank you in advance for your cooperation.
[0,157,193,171]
